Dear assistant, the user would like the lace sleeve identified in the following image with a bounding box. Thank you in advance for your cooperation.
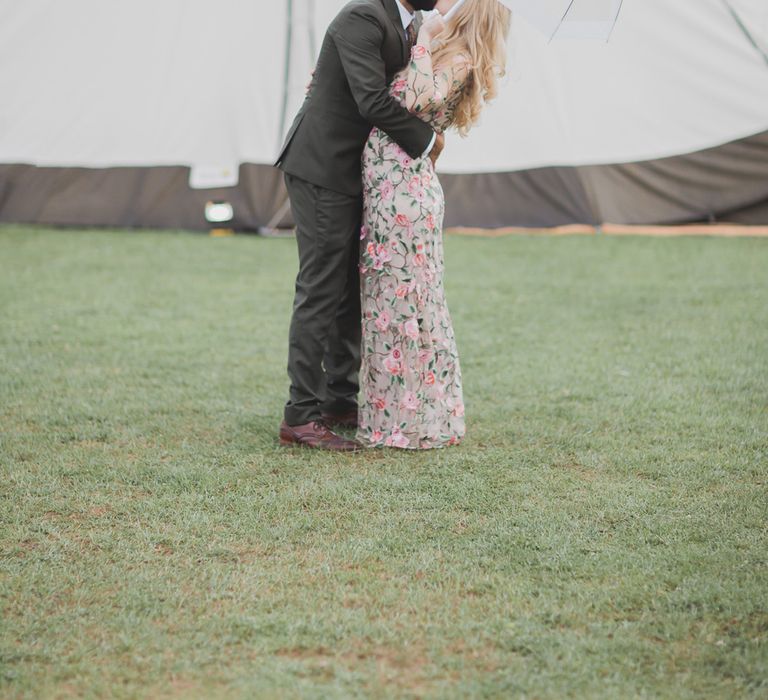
[401,45,471,115]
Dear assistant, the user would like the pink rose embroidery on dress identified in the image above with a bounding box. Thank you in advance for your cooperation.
[356,44,468,450]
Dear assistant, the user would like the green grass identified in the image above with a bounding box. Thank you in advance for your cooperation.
[1,223,766,699]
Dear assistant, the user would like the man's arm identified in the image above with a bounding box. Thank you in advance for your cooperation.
[330,7,435,160]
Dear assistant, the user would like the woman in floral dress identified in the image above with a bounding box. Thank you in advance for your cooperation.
[356,0,511,450]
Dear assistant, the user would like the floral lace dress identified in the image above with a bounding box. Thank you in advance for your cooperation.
[356,45,471,450]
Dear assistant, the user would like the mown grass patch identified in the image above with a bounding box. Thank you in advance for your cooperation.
[1,224,766,698]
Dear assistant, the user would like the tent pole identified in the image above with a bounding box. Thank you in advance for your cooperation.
[278,0,294,149]
[264,0,294,234]
[605,0,624,43]
[308,0,317,61]
[548,0,576,44]
[264,198,293,232]
[268,0,315,234]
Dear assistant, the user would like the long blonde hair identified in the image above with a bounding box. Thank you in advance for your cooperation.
[430,0,512,136]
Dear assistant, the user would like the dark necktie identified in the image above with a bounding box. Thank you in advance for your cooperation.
[406,21,417,51]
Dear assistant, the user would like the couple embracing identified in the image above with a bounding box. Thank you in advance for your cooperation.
[275,0,511,452]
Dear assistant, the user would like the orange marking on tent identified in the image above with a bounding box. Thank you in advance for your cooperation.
[446,224,768,238]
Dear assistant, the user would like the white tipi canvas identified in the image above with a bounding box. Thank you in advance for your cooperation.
[0,0,766,229]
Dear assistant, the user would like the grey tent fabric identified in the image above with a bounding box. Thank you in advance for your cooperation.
[1,130,766,231]
[0,164,284,232]
[442,129,768,228]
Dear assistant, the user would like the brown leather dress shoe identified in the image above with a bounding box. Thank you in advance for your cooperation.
[279,419,362,452]
[320,408,359,429]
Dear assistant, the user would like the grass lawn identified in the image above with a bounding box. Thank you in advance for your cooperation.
[1,223,766,699]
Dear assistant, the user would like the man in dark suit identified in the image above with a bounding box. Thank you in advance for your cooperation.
[276,0,443,451]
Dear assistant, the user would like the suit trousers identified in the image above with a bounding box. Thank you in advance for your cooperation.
[283,172,363,426]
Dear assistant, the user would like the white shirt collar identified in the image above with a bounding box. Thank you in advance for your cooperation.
[395,0,415,30]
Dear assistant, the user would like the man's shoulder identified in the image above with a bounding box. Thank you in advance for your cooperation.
[332,0,387,27]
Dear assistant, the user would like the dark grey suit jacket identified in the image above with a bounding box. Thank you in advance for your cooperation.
[275,0,435,197]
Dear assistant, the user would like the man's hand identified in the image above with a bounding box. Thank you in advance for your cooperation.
[305,68,315,95]
[429,132,445,167]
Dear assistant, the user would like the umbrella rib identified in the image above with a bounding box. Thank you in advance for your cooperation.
[605,0,624,43]
[548,0,577,44]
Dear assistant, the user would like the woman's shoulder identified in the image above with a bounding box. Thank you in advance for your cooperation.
[435,48,472,78]
[451,50,473,72]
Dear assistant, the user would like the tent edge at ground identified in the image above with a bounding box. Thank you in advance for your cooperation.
[1,129,766,231]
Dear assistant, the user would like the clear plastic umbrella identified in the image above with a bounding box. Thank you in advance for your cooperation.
[444,0,624,42]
